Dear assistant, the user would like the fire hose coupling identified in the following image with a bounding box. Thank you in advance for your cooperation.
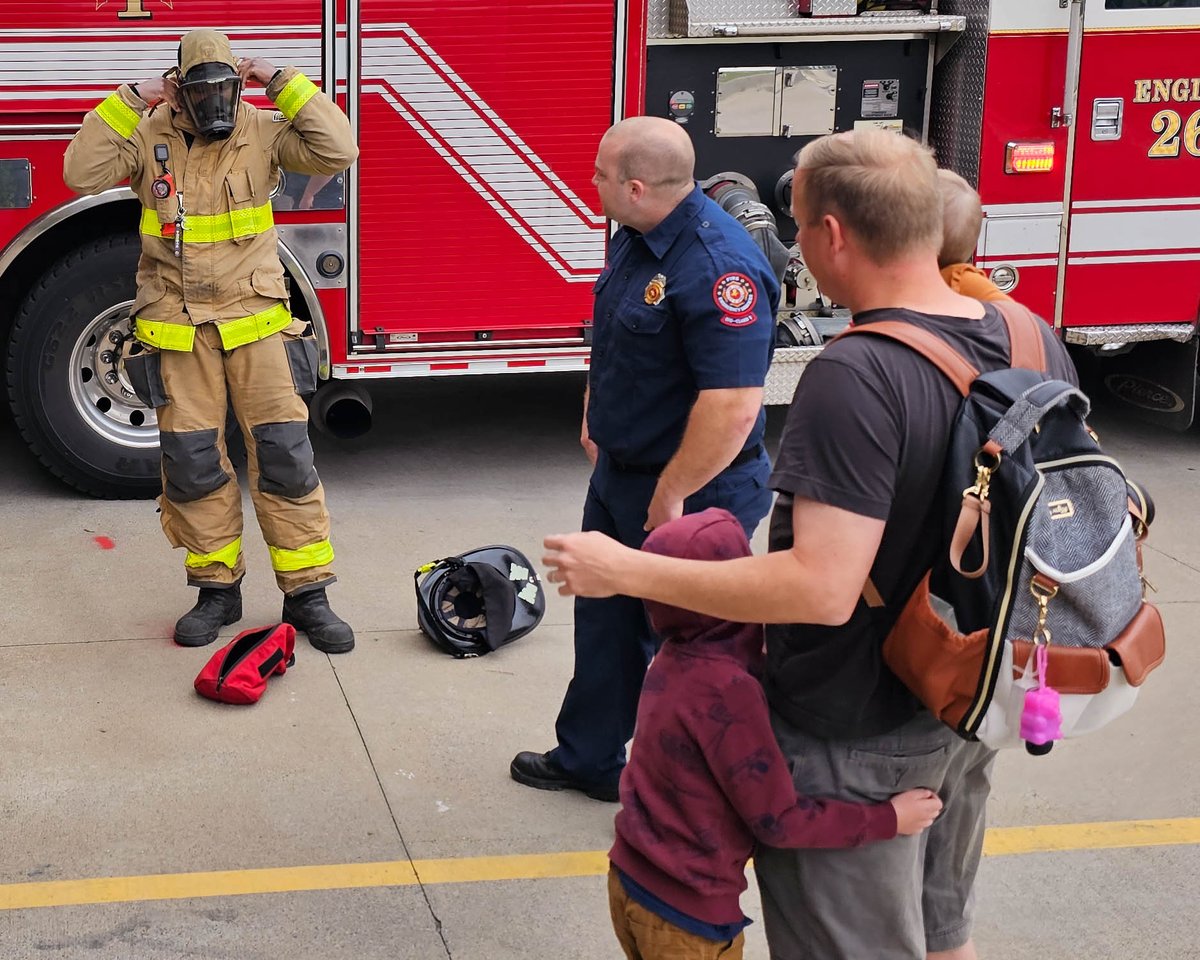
[699,172,790,284]
[700,172,777,232]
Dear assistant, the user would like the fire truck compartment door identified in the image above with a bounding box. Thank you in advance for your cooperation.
[353,2,612,341]
[1063,0,1200,331]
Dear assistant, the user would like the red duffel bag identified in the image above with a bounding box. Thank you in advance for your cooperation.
[194,623,296,704]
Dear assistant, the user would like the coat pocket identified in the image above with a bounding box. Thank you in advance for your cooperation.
[282,321,319,396]
[131,277,169,319]
[123,343,168,408]
[250,265,290,301]
[225,168,259,245]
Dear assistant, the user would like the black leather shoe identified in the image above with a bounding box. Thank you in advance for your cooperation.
[510,751,619,803]
[175,582,243,647]
[282,588,355,654]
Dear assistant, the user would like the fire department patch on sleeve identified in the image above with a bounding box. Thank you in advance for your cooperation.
[713,272,757,318]
[272,111,288,123]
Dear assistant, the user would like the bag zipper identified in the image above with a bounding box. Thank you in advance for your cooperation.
[215,628,272,692]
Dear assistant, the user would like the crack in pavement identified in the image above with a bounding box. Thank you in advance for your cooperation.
[329,659,454,960]
[1145,544,1200,577]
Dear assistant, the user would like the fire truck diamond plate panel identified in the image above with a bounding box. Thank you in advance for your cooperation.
[672,0,795,35]
[929,0,991,187]
[652,0,964,38]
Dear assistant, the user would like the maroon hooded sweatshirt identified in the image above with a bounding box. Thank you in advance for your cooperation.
[609,508,898,925]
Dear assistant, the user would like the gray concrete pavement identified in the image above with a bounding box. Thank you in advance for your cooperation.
[1,373,1197,959]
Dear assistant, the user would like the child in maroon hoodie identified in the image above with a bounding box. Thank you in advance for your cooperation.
[608,508,942,960]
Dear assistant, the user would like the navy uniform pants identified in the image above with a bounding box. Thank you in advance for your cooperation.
[548,449,772,788]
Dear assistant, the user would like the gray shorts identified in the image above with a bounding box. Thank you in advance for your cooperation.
[754,710,996,960]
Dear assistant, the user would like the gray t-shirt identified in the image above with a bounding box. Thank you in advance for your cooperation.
[765,304,1079,740]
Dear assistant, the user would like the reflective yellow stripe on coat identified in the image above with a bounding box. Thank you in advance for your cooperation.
[270,540,334,572]
[96,93,141,139]
[185,537,243,570]
[275,74,320,121]
[215,303,292,350]
[135,318,196,351]
[139,202,275,244]
[136,304,292,352]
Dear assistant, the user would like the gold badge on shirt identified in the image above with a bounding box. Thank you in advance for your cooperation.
[644,274,667,306]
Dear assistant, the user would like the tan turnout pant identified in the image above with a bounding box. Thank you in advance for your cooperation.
[125,319,334,595]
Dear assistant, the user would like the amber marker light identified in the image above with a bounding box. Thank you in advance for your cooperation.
[1005,141,1055,174]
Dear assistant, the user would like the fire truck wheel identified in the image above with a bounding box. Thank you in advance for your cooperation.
[6,234,162,499]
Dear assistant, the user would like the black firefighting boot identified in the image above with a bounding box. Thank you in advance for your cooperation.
[174,581,243,647]
[282,588,355,654]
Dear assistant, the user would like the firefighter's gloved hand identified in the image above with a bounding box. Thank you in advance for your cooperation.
[237,57,278,88]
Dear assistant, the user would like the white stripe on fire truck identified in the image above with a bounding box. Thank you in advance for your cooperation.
[0,26,322,36]
[334,355,591,379]
[976,257,1057,269]
[1067,252,1200,266]
[988,1,1069,35]
[1068,208,1200,255]
[361,28,604,280]
[1072,197,1200,210]
[982,202,1062,218]
[0,37,321,90]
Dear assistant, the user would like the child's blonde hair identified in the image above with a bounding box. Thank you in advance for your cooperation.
[937,169,983,269]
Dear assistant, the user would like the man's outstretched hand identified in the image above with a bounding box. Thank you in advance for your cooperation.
[543,532,635,598]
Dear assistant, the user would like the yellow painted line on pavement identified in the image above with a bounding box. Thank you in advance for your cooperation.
[981,817,1200,856]
[2,819,1197,912]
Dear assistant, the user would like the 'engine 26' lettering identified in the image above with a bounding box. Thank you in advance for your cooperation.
[1133,78,1200,104]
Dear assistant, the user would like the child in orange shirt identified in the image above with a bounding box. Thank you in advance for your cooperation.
[937,169,1012,303]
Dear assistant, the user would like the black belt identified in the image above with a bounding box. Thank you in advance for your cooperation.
[609,443,764,477]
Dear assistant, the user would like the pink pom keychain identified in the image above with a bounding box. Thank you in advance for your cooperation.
[1020,644,1062,756]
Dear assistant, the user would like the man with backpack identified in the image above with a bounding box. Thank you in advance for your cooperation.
[542,129,1079,959]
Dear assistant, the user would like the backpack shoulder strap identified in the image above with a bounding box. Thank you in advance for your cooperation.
[835,320,980,397]
[994,300,1047,372]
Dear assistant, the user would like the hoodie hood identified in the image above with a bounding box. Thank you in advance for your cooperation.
[641,508,763,667]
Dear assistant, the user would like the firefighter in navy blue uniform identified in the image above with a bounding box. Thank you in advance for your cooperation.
[64,30,359,652]
[511,117,778,801]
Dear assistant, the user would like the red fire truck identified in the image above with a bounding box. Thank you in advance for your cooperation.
[1,0,1197,498]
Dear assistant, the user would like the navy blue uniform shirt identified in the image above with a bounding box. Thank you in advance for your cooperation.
[587,185,779,466]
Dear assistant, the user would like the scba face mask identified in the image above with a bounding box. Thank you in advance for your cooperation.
[179,62,242,140]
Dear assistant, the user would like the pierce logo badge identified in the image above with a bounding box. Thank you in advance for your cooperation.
[644,273,667,306]
[1048,499,1075,520]
[713,273,756,317]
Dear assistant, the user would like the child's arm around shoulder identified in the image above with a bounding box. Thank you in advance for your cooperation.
[695,674,938,848]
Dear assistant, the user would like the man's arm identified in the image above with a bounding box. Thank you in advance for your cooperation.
[241,60,358,175]
[545,495,884,625]
[581,381,597,465]
[645,386,762,531]
[63,80,164,195]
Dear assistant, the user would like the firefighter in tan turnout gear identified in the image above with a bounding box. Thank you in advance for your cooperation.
[63,30,359,652]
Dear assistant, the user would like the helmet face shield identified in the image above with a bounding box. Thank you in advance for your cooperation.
[179,63,241,140]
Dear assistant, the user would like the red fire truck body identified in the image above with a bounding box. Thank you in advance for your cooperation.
[0,0,1195,497]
